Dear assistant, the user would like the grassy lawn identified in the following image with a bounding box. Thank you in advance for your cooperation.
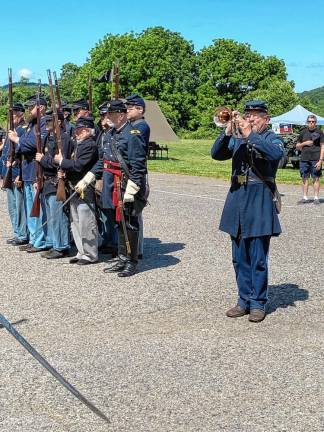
[147,139,302,184]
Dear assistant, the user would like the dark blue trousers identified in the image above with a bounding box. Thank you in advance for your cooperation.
[231,235,271,311]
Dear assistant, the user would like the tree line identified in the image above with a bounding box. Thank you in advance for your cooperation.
[0,27,317,137]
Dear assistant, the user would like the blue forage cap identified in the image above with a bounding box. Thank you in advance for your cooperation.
[25,94,47,107]
[75,116,95,129]
[106,99,127,113]
[98,101,109,115]
[72,99,90,111]
[12,102,25,112]
[125,94,145,107]
[44,109,64,122]
[61,102,73,113]
[244,100,268,113]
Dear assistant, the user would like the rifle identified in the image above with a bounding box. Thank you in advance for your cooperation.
[47,69,66,201]
[88,75,93,114]
[30,92,44,217]
[116,176,131,255]
[110,138,131,255]
[53,71,62,110]
[3,68,15,189]
[111,62,120,100]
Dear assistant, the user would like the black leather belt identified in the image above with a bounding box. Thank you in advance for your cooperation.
[231,175,274,186]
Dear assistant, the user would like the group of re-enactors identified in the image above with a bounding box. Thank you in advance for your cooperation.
[1,93,149,278]
[2,96,323,322]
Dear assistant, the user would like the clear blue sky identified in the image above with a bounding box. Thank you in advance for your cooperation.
[0,0,323,93]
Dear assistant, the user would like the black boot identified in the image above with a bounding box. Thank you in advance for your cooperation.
[117,229,139,277]
[103,227,128,273]
[103,258,127,273]
[118,261,137,277]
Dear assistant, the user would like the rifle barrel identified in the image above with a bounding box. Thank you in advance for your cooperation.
[47,69,66,202]
[30,90,44,216]
[3,68,15,189]
[53,71,62,110]
[88,76,93,113]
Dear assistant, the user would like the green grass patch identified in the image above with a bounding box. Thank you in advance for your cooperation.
[147,139,302,184]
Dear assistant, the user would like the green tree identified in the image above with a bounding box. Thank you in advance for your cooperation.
[299,86,324,116]
[0,88,7,127]
[241,79,299,116]
[128,27,198,130]
[66,27,198,130]
[0,83,47,126]
[58,62,81,103]
[193,39,295,137]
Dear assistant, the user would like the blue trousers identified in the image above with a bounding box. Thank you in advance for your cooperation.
[6,186,28,241]
[24,182,47,248]
[45,193,70,251]
[98,208,118,248]
[231,236,271,311]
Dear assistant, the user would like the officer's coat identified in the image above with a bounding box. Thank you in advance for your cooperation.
[211,129,284,238]
[91,122,147,209]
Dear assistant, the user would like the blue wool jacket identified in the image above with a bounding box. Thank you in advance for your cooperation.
[16,117,48,182]
[1,122,27,178]
[91,122,147,209]
[211,129,284,238]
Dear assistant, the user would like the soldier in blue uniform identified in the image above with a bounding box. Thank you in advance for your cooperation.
[61,102,75,138]
[72,99,91,120]
[125,94,150,152]
[72,99,100,140]
[9,95,49,253]
[75,100,147,277]
[211,100,284,322]
[125,94,150,259]
[94,102,118,255]
[54,116,99,265]
[2,103,28,245]
[35,110,72,258]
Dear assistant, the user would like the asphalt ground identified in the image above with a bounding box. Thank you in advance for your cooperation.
[0,172,323,432]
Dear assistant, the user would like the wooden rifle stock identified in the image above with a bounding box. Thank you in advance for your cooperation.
[47,69,66,202]
[111,62,120,100]
[116,176,131,255]
[88,75,93,114]
[3,68,15,189]
[30,93,44,217]
[53,71,62,110]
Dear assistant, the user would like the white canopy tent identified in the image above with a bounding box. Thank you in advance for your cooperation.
[270,104,324,126]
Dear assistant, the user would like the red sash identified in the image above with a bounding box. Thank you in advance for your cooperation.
[103,160,122,221]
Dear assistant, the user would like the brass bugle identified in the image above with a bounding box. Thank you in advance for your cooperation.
[214,106,243,137]
[213,106,234,127]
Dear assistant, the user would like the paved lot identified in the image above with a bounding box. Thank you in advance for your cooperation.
[0,172,323,432]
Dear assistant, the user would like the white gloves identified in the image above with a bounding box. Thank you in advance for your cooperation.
[123,179,140,203]
[75,171,95,194]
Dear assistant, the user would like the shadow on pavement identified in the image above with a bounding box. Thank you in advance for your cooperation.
[139,237,185,272]
[267,283,309,314]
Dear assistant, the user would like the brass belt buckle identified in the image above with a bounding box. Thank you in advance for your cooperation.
[237,175,245,185]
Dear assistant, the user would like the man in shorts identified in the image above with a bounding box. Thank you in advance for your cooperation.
[296,115,324,204]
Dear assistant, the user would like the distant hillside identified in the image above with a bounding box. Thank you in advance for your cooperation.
[1,81,48,89]
[299,86,324,116]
